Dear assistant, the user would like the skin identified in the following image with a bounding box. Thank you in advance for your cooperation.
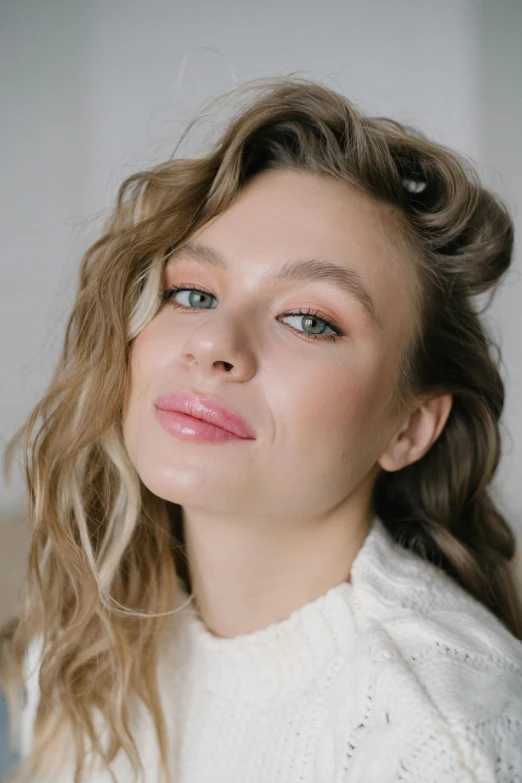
[123,168,452,638]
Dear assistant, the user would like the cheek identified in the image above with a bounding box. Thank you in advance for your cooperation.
[306,361,387,427]
[122,322,172,457]
[287,353,396,459]
[127,314,181,397]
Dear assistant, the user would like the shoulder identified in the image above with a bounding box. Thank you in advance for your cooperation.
[18,633,44,757]
[16,636,127,781]
[347,517,522,778]
[352,516,522,675]
[371,599,522,767]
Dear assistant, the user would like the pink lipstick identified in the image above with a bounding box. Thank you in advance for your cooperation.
[154,391,256,443]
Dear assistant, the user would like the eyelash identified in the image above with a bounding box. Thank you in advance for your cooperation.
[160,285,345,343]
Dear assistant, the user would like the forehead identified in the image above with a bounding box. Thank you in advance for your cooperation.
[174,169,418,344]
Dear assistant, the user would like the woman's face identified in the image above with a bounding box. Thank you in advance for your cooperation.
[123,169,416,520]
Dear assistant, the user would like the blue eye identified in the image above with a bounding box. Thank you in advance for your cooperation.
[160,285,345,343]
[279,309,342,342]
[163,286,214,309]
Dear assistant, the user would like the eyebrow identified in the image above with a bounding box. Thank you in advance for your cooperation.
[168,241,380,329]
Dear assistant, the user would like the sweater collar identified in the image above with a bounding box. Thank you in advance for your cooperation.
[169,514,391,701]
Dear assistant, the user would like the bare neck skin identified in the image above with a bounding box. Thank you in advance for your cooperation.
[180,471,378,638]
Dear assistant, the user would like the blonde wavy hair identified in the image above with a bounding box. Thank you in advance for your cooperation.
[2,75,522,783]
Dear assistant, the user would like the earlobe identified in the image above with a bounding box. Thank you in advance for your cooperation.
[377,433,414,472]
[377,394,453,473]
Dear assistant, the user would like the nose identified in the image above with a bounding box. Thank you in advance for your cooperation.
[181,310,257,381]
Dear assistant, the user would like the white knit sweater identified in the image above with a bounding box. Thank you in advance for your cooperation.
[20,515,522,782]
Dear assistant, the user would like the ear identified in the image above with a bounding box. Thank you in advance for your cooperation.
[378,394,453,472]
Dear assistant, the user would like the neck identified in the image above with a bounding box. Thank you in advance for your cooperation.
[177,499,374,639]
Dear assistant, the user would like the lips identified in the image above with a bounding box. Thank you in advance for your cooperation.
[153,391,256,440]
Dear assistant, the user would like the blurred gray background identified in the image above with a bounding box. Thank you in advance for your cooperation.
[1,0,522,666]
[1,0,522,775]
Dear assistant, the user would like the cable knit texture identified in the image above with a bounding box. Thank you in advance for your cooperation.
[20,515,522,782]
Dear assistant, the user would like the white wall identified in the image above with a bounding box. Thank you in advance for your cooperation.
[1,1,520,549]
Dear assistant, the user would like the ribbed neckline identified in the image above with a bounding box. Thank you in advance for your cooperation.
[171,514,387,701]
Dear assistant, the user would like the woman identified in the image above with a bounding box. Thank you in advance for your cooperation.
[1,76,522,783]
